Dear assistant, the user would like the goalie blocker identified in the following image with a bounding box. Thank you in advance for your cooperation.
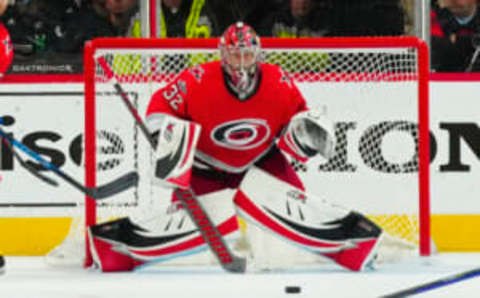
[148,113,201,189]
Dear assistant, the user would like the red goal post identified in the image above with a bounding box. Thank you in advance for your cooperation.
[82,36,430,268]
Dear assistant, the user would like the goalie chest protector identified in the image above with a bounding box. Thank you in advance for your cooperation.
[147,61,308,172]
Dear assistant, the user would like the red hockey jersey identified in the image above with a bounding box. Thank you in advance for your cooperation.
[0,23,12,77]
[146,61,307,173]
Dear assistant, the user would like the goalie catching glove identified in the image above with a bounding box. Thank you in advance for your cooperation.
[147,113,201,189]
[278,109,335,163]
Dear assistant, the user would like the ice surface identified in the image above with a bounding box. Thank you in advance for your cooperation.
[1,253,479,298]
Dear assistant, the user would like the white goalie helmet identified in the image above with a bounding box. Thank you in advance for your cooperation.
[219,22,261,100]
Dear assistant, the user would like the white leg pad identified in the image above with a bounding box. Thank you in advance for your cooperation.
[234,166,353,254]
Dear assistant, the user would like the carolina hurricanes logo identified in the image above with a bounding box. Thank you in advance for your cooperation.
[211,119,271,150]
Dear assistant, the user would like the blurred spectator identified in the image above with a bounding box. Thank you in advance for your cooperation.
[0,0,13,77]
[156,0,219,37]
[431,0,480,72]
[209,0,405,37]
[1,0,80,57]
[330,0,405,36]
[257,0,333,37]
[207,0,279,33]
[54,0,139,53]
[105,0,139,36]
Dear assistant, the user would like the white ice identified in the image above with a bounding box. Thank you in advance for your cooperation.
[1,253,480,298]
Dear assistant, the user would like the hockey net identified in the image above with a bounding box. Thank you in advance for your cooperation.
[47,37,430,269]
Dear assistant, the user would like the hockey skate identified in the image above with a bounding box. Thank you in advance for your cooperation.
[0,255,4,274]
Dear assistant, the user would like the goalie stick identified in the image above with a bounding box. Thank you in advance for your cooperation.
[0,116,58,187]
[97,56,246,273]
[0,116,139,199]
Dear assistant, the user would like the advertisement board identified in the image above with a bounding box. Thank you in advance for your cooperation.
[0,80,479,254]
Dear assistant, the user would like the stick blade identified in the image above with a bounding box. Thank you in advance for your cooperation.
[224,256,247,273]
[88,172,139,199]
[24,162,59,187]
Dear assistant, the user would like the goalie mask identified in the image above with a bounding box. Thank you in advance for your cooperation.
[219,22,261,100]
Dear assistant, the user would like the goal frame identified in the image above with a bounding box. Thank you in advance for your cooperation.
[84,36,430,267]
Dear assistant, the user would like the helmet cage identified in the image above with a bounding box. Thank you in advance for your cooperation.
[219,23,261,99]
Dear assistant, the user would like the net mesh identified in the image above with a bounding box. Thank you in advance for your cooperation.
[47,38,427,267]
[97,49,418,83]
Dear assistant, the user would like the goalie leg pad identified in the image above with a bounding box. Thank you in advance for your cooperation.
[321,212,383,271]
[89,190,241,271]
[88,218,144,272]
[234,166,353,253]
[233,166,383,271]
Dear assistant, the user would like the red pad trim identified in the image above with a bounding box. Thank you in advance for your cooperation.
[128,215,239,257]
[234,190,345,249]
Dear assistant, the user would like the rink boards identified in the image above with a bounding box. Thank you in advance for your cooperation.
[0,79,479,254]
